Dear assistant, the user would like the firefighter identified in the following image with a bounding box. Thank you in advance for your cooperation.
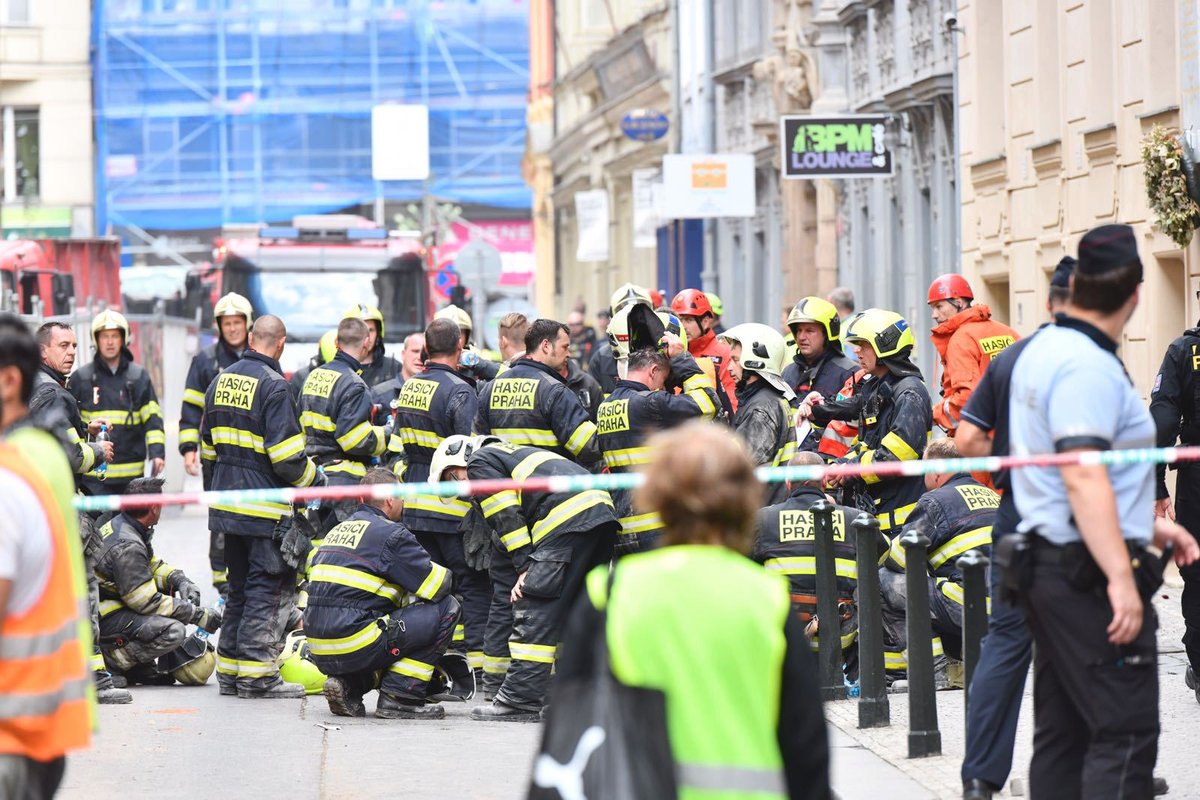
[752,451,885,681]
[706,291,726,334]
[298,317,390,523]
[305,468,460,719]
[926,274,1018,436]
[67,310,165,495]
[671,288,739,414]
[559,354,602,421]
[431,435,619,720]
[342,304,403,389]
[589,283,654,395]
[179,292,251,595]
[200,315,323,698]
[288,329,338,404]
[94,478,221,686]
[435,304,501,381]
[391,317,489,675]
[475,318,600,467]
[783,297,857,451]
[879,439,995,687]
[719,323,797,505]
[597,341,718,556]
[370,332,425,408]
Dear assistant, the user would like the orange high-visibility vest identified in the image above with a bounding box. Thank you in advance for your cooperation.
[0,442,92,761]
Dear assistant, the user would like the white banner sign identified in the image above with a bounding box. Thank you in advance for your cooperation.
[632,169,659,249]
[659,153,756,218]
[575,190,611,262]
[371,104,430,181]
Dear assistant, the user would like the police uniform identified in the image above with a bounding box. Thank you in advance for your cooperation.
[93,513,215,677]
[596,353,718,555]
[29,364,106,481]
[304,505,460,704]
[468,441,618,709]
[1151,324,1200,679]
[733,380,797,506]
[66,350,164,495]
[391,362,488,671]
[200,349,320,694]
[475,357,600,466]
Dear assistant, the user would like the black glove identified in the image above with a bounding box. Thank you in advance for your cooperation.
[459,504,492,572]
[176,577,202,606]
[278,512,317,571]
[193,606,222,632]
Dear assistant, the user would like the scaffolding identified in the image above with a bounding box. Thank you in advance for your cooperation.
[92,0,531,237]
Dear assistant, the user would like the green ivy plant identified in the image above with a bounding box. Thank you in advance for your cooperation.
[1142,125,1200,248]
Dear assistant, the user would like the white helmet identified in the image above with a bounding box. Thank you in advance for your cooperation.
[609,283,653,315]
[430,435,500,502]
[719,323,795,401]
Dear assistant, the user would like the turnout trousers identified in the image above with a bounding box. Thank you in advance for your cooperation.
[482,545,518,697]
[415,532,489,671]
[216,534,296,692]
[879,568,954,676]
[79,514,112,682]
[99,609,187,673]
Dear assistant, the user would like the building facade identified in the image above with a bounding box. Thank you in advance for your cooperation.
[0,0,94,236]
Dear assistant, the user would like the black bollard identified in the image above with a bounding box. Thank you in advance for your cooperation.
[812,500,847,702]
[902,530,941,758]
[853,513,889,728]
[957,548,990,731]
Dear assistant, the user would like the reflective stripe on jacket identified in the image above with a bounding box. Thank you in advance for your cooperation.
[298,352,388,470]
[69,351,165,489]
[179,340,242,453]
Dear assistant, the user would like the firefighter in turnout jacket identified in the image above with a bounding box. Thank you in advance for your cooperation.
[305,469,460,720]
[30,322,112,480]
[432,435,619,720]
[880,439,995,684]
[200,315,322,698]
[596,341,718,555]
[806,309,932,535]
[94,478,221,685]
[475,318,600,466]
[179,293,251,595]
[341,304,403,389]
[67,310,165,494]
[391,318,489,673]
[783,297,857,451]
[720,323,797,505]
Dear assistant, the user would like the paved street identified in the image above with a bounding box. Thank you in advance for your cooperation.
[60,503,1200,799]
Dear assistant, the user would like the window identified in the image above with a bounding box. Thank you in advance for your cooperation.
[1,107,40,200]
[1,0,31,24]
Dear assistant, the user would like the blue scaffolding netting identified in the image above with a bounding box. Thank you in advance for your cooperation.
[93,0,531,232]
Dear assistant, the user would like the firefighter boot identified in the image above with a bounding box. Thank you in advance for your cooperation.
[470,700,541,723]
[94,671,133,705]
[375,692,445,720]
[323,676,366,718]
[1187,666,1200,705]
[237,679,306,699]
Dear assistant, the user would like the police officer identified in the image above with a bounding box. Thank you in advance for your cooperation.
[720,323,797,505]
[68,310,165,494]
[753,451,882,681]
[597,344,718,555]
[391,317,488,675]
[1009,224,1198,797]
[298,317,390,522]
[305,469,460,720]
[200,315,323,699]
[805,309,931,535]
[476,318,600,466]
[94,478,222,686]
[341,304,403,389]
[432,435,619,720]
[783,297,857,451]
[179,293,251,595]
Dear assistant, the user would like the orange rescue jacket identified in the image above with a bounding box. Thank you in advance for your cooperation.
[931,304,1018,434]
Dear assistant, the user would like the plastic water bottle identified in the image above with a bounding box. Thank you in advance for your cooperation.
[844,677,860,698]
[95,423,110,481]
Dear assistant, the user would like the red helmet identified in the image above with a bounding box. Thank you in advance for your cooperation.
[927,274,974,304]
[670,289,713,318]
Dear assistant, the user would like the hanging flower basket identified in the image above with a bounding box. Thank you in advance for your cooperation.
[1141,125,1200,248]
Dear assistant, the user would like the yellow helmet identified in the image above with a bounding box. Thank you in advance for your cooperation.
[786,296,842,347]
[159,630,216,686]
[342,304,386,339]
[213,291,253,325]
[609,283,653,314]
[91,309,129,345]
[705,292,725,317]
[843,308,915,359]
[278,631,327,695]
[656,311,688,351]
[434,304,473,336]
[318,329,338,364]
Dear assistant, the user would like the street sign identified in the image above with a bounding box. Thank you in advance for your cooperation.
[659,154,756,218]
[780,115,893,179]
[454,239,504,287]
[621,109,670,142]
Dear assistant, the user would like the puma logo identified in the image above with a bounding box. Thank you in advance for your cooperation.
[532,725,606,800]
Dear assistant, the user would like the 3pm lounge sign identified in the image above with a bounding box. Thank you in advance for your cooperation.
[780,115,893,178]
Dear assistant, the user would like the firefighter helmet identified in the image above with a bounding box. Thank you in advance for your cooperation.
[213,291,253,324]
[609,283,653,315]
[927,274,974,304]
[719,323,795,400]
[427,651,475,702]
[318,329,338,364]
[434,304,473,340]
[91,309,130,345]
[705,292,725,317]
[786,296,841,345]
[670,289,714,319]
[843,308,916,359]
[278,631,327,695]
[430,435,501,491]
[342,304,386,339]
[159,630,216,686]
[607,304,685,379]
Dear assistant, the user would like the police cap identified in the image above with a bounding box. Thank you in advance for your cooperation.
[1077,224,1142,278]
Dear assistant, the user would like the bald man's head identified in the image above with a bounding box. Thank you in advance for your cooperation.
[787,451,826,489]
[250,315,286,358]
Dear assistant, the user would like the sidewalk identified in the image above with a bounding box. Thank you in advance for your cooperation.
[826,573,1200,799]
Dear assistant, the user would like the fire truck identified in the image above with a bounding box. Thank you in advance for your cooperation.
[0,238,122,316]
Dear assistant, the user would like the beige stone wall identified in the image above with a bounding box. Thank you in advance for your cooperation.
[959,0,1197,400]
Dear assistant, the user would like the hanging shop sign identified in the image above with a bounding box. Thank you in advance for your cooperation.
[780,115,893,178]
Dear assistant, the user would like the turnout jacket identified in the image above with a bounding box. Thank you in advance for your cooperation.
[29,364,105,478]
[1150,326,1200,498]
[884,474,996,604]
[930,304,1017,434]
[94,513,202,623]
[467,441,618,573]
[359,351,403,390]
[68,350,165,487]
[475,358,600,465]
[783,349,857,452]
[200,350,319,536]
[179,339,243,454]
[391,362,478,534]
[298,351,388,480]
[733,380,798,506]
[304,504,451,667]
[588,341,619,396]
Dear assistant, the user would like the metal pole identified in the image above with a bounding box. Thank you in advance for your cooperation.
[902,530,941,757]
[957,548,990,734]
[811,500,847,701]
[949,15,963,270]
[852,512,889,728]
